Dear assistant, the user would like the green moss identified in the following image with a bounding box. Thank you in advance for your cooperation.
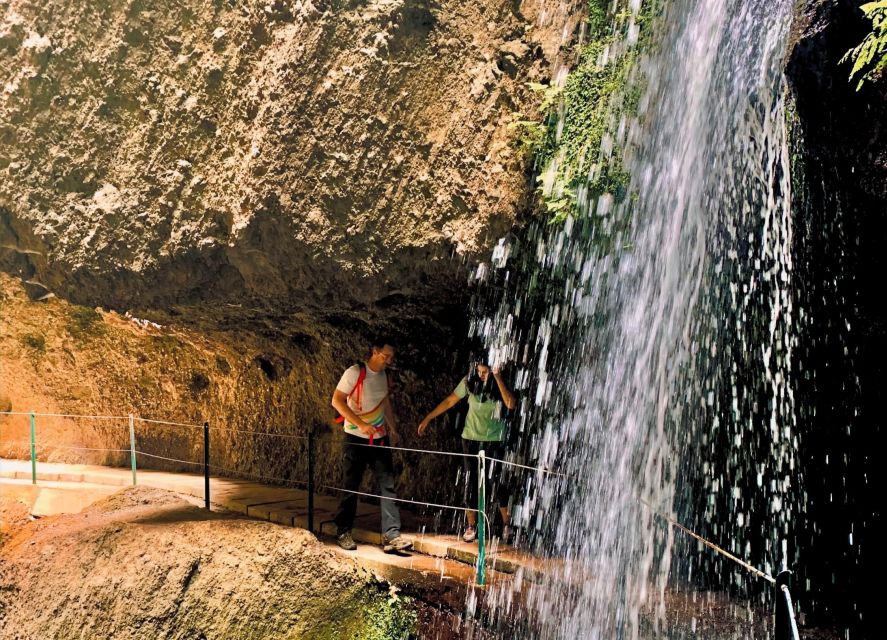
[150,334,182,355]
[514,0,663,225]
[20,332,46,353]
[66,306,105,341]
[352,593,418,640]
[307,588,418,640]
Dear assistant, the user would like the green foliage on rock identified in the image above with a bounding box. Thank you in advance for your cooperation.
[66,306,105,341]
[310,587,418,640]
[20,332,46,353]
[510,0,662,224]
[354,592,418,640]
[843,1,887,89]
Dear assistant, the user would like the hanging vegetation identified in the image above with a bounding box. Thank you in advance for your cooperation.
[842,1,887,89]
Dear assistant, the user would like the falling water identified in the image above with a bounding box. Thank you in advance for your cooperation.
[473,0,800,636]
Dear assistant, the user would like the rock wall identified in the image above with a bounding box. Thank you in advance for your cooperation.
[0,0,576,509]
[0,0,556,310]
[0,273,475,505]
[785,0,886,634]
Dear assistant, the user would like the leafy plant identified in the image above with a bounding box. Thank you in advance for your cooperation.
[509,0,662,225]
[508,115,549,157]
[527,81,563,113]
[842,1,887,89]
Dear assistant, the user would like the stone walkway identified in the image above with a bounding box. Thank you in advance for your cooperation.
[0,458,547,591]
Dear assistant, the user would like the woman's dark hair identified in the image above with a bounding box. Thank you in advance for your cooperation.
[465,363,503,402]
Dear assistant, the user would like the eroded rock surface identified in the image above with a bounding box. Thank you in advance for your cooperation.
[0,0,555,310]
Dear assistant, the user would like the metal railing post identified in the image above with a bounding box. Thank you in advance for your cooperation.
[775,569,800,640]
[307,426,316,534]
[29,411,36,484]
[128,414,137,486]
[203,421,210,510]
[477,448,486,586]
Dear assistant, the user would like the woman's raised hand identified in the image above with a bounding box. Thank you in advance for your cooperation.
[417,418,430,436]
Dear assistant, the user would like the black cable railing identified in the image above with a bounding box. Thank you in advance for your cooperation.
[0,406,810,621]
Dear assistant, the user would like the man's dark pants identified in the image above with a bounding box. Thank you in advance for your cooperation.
[334,434,401,541]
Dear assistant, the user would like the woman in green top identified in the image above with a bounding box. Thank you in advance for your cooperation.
[418,362,517,543]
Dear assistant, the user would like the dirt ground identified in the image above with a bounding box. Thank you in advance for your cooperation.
[0,486,428,639]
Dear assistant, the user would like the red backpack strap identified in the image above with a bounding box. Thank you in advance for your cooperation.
[353,364,366,411]
[335,364,367,424]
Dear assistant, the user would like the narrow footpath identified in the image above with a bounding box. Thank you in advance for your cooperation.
[0,458,547,598]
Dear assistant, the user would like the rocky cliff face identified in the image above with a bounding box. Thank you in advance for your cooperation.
[785,0,886,634]
[0,0,557,310]
[0,0,572,502]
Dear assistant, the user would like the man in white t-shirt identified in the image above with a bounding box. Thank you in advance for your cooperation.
[330,339,413,553]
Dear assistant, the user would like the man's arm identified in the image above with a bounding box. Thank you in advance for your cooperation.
[331,389,375,437]
[382,394,398,444]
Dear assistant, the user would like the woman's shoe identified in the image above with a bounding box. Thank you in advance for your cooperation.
[462,526,477,542]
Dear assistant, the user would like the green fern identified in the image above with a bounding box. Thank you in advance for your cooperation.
[842,1,887,90]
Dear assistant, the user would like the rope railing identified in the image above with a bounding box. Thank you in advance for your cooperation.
[44,444,131,453]
[0,411,129,420]
[208,464,309,487]
[208,426,309,440]
[0,406,806,612]
[341,439,477,459]
[0,409,506,584]
[132,417,204,429]
[485,454,569,478]
[639,497,776,584]
[0,440,130,454]
[321,484,482,514]
[134,451,205,467]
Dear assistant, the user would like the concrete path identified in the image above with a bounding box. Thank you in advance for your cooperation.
[0,458,547,590]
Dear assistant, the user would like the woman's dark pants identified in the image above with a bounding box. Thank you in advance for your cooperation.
[461,438,510,512]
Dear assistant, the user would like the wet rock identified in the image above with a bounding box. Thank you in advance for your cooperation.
[785,1,886,634]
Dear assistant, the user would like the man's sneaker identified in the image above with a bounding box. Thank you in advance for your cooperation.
[462,526,477,543]
[382,535,413,553]
[336,531,357,551]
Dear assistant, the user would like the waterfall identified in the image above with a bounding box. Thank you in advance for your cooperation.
[474,0,799,636]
